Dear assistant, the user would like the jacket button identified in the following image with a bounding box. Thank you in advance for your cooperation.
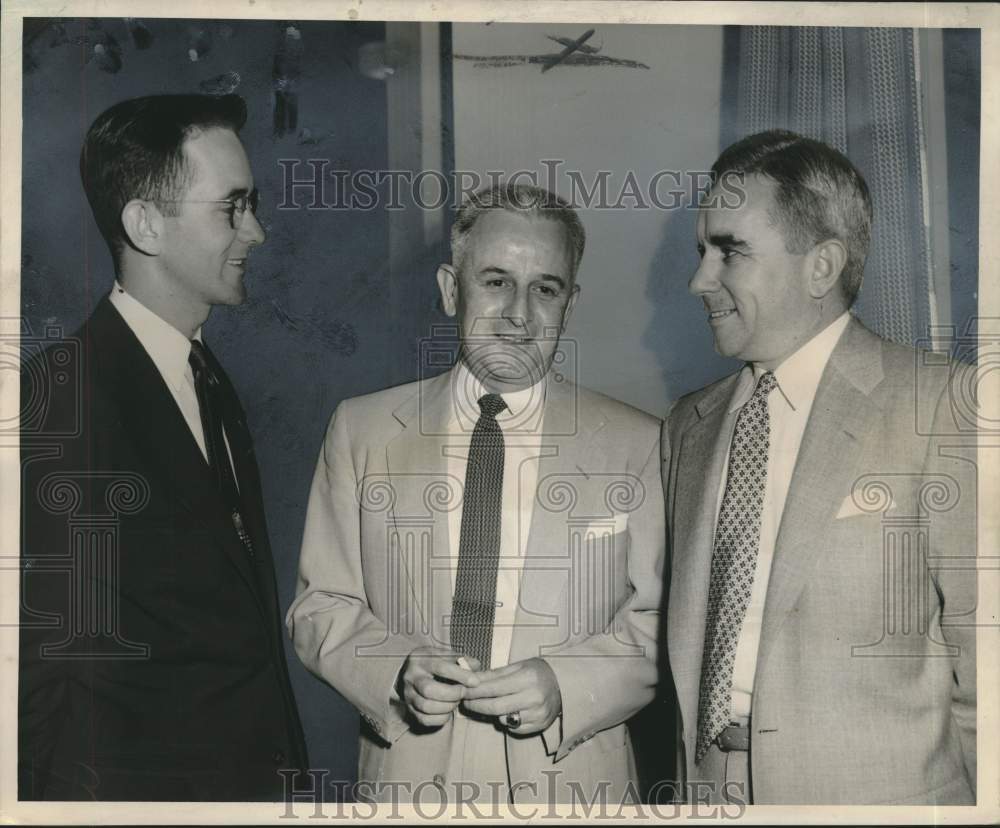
[272,750,286,764]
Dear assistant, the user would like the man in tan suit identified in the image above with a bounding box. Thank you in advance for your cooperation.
[289,183,663,805]
[663,130,976,805]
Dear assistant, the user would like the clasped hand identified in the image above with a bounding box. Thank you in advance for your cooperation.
[399,647,562,734]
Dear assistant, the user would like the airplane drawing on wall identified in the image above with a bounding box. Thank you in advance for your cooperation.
[454,29,650,72]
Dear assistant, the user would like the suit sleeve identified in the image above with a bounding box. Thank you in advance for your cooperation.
[20,451,72,800]
[541,426,665,761]
[924,367,978,790]
[286,403,423,744]
[18,354,85,799]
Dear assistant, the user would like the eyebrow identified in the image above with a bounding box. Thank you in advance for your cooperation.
[705,233,751,250]
[477,267,568,289]
[220,185,253,200]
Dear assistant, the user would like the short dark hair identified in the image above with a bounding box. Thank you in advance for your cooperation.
[451,182,586,279]
[711,129,873,305]
[80,94,248,269]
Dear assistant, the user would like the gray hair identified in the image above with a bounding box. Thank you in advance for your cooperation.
[450,182,586,278]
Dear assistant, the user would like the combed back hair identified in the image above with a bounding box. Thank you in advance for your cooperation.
[80,93,248,269]
[712,129,873,305]
[451,182,586,279]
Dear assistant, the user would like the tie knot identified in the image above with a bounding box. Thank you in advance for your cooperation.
[754,371,778,399]
[478,393,507,420]
[189,340,217,386]
[188,339,208,369]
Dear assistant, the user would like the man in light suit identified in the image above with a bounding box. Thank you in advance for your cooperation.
[19,94,307,800]
[663,130,976,805]
[289,183,663,805]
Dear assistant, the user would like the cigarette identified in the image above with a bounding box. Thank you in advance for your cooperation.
[456,656,471,671]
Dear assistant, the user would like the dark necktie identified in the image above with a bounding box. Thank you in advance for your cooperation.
[696,370,777,762]
[450,393,508,669]
[188,340,254,557]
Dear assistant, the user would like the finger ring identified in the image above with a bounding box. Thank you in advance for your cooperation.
[504,711,521,729]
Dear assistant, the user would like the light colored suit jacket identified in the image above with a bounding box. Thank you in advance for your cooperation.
[289,368,664,803]
[663,318,976,805]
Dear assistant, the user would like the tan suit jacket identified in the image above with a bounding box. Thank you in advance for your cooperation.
[289,369,664,803]
[663,319,976,805]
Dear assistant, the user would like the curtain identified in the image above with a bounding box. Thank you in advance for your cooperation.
[723,26,933,347]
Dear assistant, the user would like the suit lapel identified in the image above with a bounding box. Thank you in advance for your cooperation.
[89,300,262,608]
[755,319,884,677]
[510,379,604,663]
[667,376,739,743]
[385,372,454,648]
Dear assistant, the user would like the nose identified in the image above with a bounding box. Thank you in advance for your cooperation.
[239,208,266,246]
[502,286,531,329]
[688,256,719,297]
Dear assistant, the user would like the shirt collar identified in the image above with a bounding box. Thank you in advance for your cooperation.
[729,312,851,413]
[109,281,202,393]
[450,359,547,431]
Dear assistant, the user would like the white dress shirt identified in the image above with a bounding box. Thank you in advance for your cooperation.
[717,312,851,722]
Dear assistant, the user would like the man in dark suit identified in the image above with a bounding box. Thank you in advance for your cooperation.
[19,94,307,801]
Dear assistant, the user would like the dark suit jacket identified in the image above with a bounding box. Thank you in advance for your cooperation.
[19,297,307,801]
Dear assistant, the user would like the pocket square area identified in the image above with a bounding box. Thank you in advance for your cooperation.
[836,493,896,519]
[578,513,630,536]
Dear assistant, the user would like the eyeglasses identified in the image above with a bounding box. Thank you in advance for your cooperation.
[157,189,260,229]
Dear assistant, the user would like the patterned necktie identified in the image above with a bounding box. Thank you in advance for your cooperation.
[451,393,508,669]
[695,370,777,762]
[188,340,254,557]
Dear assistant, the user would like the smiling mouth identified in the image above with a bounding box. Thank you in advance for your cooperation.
[493,333,533,344]
[226,257,247,267]
[707,308,736,321]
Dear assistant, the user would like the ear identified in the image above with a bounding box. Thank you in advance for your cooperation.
[560,282,581,333]
[121,199,164,256]
[436,264,459,317]
[806,238,848,301]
